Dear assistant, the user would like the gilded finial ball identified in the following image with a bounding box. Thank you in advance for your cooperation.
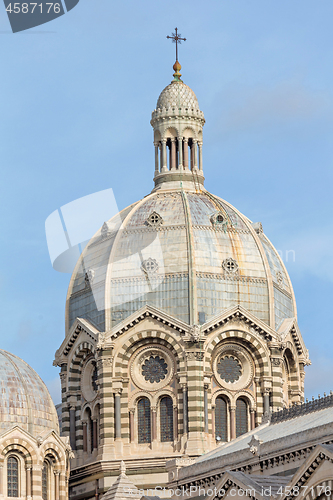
[173,60,181,72]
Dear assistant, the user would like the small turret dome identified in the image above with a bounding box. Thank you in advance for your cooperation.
[0,350,59,435]
[156,81,200,112]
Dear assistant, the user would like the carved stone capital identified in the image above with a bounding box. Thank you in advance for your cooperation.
[271,357,282,367]
[185,351,204,361]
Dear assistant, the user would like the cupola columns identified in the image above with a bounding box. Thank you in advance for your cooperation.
[151,60,205,190]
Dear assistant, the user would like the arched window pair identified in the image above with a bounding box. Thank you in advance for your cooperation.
[215,396,250,441]
[137,396,173,444]
[7,457,55,499]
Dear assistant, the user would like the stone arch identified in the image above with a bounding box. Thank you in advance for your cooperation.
[205,328,271,378]
[164,127,178,138]
[0,441,35,466]
[69,341,96,374]
[284,344,300,403]
[41,445,65,469]
[155,388,177,407]
[234,391,256,410]
[128,391,154,411]
[211,390,231,406]
[114,330,185,378]
[81,402,93,420]
[182,126,197,139]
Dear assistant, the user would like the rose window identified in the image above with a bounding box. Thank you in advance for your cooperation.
[217,355,242,383]
[142,355,168,383]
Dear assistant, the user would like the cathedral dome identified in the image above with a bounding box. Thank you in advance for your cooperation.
[66,189,296,335]
[0,350,59,435]
[65,65,296,337]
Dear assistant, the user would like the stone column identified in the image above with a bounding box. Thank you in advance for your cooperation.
[96,344,114,456]
[178,137,183,170]
[211,405,215,438]
[173,405,178,440]
[170,139,176,170]
[151,407,157,441]
[198,142,203,171]
[129,410,135,442]
[263,391,270,415]
[204,384,208,433]
[230,407,236,440]
[250,410,256,430]
[93,419,98,450]
[192,140,198,170]
[69,404,76,450]
[54,471,60,500]
[182,385,188,434]
[161,139,167,172]
[154,143,159,176]
[82,421,87,452]
[114,391,122,440]
[183,138,188,170]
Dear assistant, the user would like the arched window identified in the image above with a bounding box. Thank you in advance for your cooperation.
[7,456,19,497]
[42,461,48,500]
[160,396,173,442]
[137,397,151,444]
[215,396,228,442]
[236,398,248,437]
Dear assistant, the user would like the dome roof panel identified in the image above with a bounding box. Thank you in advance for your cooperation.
[0,350,59,435]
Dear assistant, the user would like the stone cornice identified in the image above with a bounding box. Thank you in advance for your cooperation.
[174,419,333,487]
[109,304,190,339]
[202,305,277,342]
[54,318,99,365]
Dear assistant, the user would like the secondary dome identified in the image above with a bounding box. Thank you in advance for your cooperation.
[66,189,296,335]
[0,350,59,435]
[156,81,200,111]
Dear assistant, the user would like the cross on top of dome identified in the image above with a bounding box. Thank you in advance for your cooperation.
[166,28,186,82]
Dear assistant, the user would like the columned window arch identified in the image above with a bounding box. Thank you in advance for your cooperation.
[137,397,151,443]
[236,397,249,437]
[215,396,228,442]
[7,456,19,497]
[160,396,173,442]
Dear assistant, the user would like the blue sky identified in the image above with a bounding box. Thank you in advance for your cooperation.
[1,0,333,403]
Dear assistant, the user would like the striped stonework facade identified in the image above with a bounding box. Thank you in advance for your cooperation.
[53,304,309,500]
[0,428,72,500]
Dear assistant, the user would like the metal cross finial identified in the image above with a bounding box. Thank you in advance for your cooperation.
[167,28,186,62]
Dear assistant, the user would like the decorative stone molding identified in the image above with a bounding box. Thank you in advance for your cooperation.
[222,258,239,275]
[141,258,159,275]
[185,351,204,361]
[130,345,174,391]
[248,434,263,455]
[212,343,254,392]
[146,211,163,227]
